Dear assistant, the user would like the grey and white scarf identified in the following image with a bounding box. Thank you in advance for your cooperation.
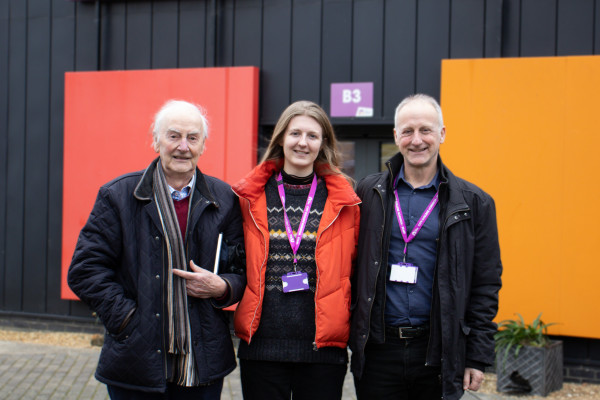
[153,160,198,386]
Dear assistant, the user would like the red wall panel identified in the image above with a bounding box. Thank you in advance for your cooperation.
[62,67,259,300]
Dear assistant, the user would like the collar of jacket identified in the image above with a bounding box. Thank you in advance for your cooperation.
[383,152,468,216]
[232,159,361,208]
[133,157,220,208]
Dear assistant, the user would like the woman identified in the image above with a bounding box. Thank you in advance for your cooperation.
[232,101,360,399]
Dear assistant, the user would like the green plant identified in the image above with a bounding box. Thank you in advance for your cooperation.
[494,313,556,365]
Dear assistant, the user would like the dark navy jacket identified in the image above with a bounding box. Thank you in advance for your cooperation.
[68,159,245,392]
[349,153,502,400]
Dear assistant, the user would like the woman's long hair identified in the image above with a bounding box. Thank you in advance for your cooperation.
[262,100,347,178]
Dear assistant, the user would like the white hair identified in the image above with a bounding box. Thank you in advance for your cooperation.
[151,100,209,143]
[394,93,444,130]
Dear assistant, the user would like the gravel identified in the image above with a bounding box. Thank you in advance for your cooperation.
[2,328,599,399]
[478,372,600,399]
[0,327,101,349]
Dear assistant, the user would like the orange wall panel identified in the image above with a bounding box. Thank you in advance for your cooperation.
[441,56,600,339]
[62,67,259,300]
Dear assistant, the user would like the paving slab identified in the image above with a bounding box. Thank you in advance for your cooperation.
[1,340,514,399]
[0,341,105,400]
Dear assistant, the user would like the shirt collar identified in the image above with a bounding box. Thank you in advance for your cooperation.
[396,164,440,190]
[168,174,196,200]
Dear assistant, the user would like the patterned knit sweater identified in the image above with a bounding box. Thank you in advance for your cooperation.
[237,173,348,365]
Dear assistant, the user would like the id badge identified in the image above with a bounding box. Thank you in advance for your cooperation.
[282,272,310,293]
[390,263,419,284]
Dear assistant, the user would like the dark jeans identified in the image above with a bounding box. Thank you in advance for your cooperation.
[107,379,223,400]
[240,359,347,400]
[354,335,442,400]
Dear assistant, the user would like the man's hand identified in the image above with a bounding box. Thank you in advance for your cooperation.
[172,260,228,299]
[463,367,484,391]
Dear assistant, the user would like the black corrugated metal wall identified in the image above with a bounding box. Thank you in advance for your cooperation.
[0,0,598,358]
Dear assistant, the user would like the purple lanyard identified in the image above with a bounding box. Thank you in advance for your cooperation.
[393,175,439,258]
[277,172,318,267]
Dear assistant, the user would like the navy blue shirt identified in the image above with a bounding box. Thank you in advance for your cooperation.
[384,165,440,327]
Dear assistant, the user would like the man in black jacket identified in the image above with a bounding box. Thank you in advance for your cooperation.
[350,94,502,400]
[68,100,245,399]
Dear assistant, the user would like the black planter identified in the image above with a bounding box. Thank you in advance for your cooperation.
[496,340,563,396]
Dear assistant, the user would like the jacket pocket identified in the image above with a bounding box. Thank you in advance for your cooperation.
[110,307,139,342]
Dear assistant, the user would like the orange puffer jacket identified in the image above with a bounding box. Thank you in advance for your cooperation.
[232,160,361,349]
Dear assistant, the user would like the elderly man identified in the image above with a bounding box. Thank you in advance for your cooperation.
[68,100,245,399]
[350,94,502,400]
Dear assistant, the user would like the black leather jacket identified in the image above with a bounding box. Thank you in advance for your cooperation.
[68,159,245,392]
[349,153,502,400]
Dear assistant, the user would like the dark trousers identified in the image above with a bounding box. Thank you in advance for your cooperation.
[107,379,223,400]
[354,335,442,400]
[240,359,347,400]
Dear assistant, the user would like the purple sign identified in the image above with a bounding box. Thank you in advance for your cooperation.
[330,82,374,117]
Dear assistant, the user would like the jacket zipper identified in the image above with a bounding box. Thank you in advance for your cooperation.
[185,197,203,258]
[425,200,469,369]
[376,187,389,342]
[179,196,204,380]
[161,238,168,380]
[243,197,268,344]
[359,186,386,357]
[312,201,361,350]
[425,181,447,368]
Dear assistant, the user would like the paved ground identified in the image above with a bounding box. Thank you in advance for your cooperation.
[0,339,513,400]
[0,341,106,400]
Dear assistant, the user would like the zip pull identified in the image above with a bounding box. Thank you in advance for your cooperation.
[312,342,318,351]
